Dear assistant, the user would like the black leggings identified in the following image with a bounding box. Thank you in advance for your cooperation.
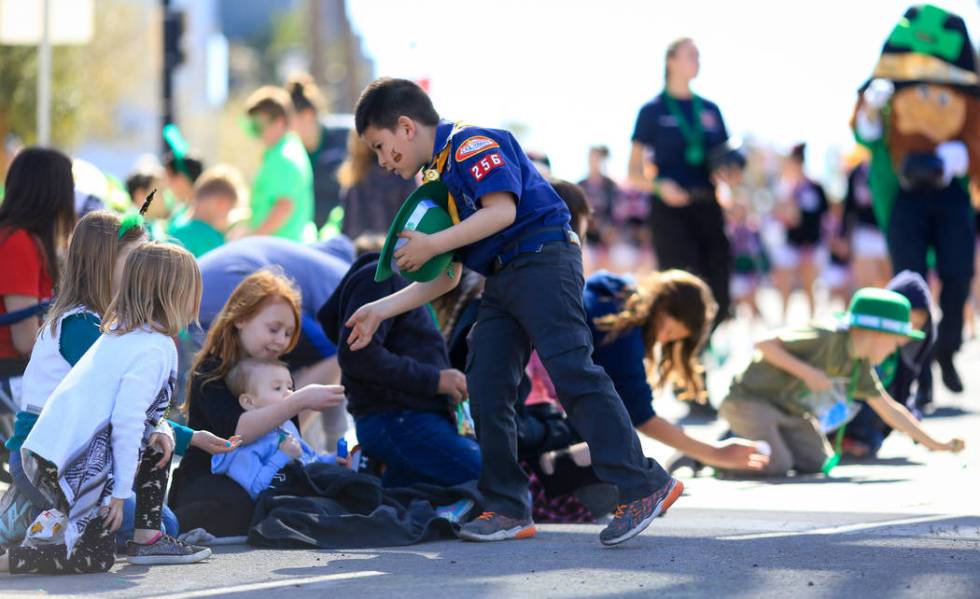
[170,473,255,537]
[10,448,170,575]
[650,195,732,329]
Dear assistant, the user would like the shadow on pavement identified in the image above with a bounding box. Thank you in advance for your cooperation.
[4,516,977,598]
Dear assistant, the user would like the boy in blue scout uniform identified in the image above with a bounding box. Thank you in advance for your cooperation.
[345,78,681,546]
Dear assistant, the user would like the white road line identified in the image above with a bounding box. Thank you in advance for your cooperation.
[147,570,385,599]
[717,514,956,541]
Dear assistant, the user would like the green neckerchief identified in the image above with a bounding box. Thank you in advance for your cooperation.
[823,358,862,475]
[876,351,898,389]
[663,91,705,166]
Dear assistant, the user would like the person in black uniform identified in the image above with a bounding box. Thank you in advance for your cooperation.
[629,37,733,330]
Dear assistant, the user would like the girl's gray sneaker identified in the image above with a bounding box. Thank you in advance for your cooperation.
[126,534,211,565]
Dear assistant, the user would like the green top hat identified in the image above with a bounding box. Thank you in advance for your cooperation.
[846,288,925,340]
[863,4,979,96]
[375,180,455,283]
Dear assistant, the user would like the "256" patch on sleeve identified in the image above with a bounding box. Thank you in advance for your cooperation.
[469,153,505,182]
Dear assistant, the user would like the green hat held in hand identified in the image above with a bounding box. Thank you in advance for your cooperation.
[846,288,925,340]
[375,180,455,283]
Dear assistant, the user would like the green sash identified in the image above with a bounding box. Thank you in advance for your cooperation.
[663,92,706,166]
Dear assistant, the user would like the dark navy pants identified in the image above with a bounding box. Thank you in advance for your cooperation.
[888,183,975,357]
[355,410,481,488]
[467,241,668,519]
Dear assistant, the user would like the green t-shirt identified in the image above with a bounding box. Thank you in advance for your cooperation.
[726,322,883,417]
[167,215,225,258]
[250,132,315,242]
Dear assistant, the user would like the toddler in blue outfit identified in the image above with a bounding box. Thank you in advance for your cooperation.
[211,358,338,499]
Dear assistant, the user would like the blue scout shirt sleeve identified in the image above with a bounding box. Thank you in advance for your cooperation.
[584,273,657,427]
[449,128,522,204]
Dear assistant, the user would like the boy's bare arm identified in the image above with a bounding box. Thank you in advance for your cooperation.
[755,338,832,392]
[866,392,964,452]
[394,192,516,272]
[346,265,462,351]
[252,197,294,235]
[433,192,516,252]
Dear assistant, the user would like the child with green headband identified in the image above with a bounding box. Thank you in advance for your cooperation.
[719,288,964,477]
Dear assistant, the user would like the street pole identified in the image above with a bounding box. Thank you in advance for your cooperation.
[37,0,51,145]
[161,0,172,155]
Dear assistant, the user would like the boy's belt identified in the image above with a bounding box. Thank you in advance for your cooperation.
[491,227,580,274]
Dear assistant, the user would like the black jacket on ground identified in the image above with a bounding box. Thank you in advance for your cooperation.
[248,462,483,549]
[318,253,451,418]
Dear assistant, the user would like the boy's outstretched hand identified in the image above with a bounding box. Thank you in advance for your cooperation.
[346,303,383,350]
[945,438,966,453]
[395,230,439,273]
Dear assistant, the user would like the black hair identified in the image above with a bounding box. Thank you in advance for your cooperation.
[790,143,806,164]
[164,151,204,183]
[589,145,610,158]
[0,147,76,286]
[551,179,592,229]
[125,172,157,199]
[286,73,326,115]
[528,151,551,169]
[354,78,440,135]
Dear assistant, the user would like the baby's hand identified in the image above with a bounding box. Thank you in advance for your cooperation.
[279,435,302,459]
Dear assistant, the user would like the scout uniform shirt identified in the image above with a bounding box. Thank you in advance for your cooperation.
[251,132,315,242]
[726,321,884,418]
[631,93,728,192]
[428,120,569,276]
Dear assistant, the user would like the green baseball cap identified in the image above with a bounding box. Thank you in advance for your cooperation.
[846,288,925,340]
[375,180,455,283]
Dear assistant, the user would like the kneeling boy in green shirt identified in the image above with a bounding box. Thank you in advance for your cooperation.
[720,288,964,477]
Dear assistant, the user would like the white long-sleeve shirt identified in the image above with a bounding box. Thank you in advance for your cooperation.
[23,327,177,502]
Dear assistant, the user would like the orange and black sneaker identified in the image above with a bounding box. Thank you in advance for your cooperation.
[458,511,536,542]
[599,478,684,546]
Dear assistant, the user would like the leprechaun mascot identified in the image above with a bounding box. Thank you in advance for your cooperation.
[851,4,980,393]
